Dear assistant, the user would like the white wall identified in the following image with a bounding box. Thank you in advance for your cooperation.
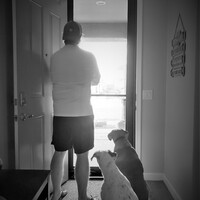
[140,0,199,199]
[164,0,198,199]
[141,0,167,177]
[194,1,200,197]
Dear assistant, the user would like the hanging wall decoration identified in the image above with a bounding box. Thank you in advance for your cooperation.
[170,14,186,77]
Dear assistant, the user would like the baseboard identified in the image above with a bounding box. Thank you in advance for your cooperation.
[144,173,164,180]
[163,175,182,200]
[144,173,182,200]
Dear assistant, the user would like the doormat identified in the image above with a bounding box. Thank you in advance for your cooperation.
[63,180,102,200]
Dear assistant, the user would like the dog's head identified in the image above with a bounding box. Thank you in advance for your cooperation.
[108,129,129,143]
[91,150,117,172]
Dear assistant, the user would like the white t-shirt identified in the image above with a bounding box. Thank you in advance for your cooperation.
[50,45,100,116]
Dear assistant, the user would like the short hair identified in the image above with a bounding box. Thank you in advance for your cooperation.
[62,21,82,45]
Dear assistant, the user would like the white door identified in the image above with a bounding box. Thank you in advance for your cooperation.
[13,0,67,169]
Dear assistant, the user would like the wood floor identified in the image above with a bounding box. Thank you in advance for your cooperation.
[62,180,174,200]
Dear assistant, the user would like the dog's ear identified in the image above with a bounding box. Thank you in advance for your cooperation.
[124,130,129,138]
[108,150,118,161]
[107,131,114,140]
[107,150,117,158]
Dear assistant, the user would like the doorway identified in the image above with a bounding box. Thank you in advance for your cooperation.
[68,0,137,178]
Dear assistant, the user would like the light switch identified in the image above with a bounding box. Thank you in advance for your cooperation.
[143,90,153,100]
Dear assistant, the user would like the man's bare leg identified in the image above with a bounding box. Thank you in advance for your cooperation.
[50,151,66,200]
[75,151,91,200]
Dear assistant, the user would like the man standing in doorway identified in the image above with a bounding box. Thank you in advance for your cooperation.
[50,21,100,200]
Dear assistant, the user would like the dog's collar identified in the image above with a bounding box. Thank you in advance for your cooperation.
[114,136,124,143]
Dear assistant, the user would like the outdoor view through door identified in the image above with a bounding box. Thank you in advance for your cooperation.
[74,38,127,168]
[68,0,137,178]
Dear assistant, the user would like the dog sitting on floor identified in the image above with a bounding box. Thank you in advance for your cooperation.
[91,150,138,200]
[108,129,149,200]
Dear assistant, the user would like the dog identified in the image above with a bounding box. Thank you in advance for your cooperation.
[91,150,138,200]
[108,129,149,200]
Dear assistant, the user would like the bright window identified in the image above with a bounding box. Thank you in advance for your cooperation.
[74,38,127,167]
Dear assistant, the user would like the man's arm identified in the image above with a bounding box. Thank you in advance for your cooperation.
[91,54,101,85]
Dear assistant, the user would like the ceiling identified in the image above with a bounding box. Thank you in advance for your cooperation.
[74,0,127,23]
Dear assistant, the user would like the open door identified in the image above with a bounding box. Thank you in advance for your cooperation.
[68,0,137,178]
[13,0,67,169]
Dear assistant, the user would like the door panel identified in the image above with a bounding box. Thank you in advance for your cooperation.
[32,117,44,169]
[29,1,44,96]
[51,14,62,54]
[16,0,44,169]
[14,0,67,169]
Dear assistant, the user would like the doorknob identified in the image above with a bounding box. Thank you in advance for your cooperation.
[19,113,44,121]
[19,113,33,121]
[27,114,44,119]
[19,113,28,121]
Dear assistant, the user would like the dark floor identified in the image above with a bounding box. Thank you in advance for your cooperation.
[62,180,174,200]
[147,181,174,200]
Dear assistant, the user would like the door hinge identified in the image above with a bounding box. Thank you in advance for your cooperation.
[14,98,18,106]
[14,115,18,122]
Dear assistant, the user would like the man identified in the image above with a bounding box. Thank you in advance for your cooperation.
[50,21,100,200]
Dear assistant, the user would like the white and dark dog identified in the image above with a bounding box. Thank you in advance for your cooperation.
[108,129,149,200]
[91,150,138,200]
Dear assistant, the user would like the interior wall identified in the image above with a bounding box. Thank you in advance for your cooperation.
[193,0,200,197]
[0,0,14,169]
[199,2,200,196]
[195,0,200,197]
[141,0,167,176]
[164,0,198,199]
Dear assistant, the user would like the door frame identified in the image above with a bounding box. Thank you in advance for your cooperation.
[67,0,143,178]
[12,0,19,169]
[126,0,137,145]
[135,0,143,159]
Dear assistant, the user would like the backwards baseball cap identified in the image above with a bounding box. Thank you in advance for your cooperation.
[62,21,82,42]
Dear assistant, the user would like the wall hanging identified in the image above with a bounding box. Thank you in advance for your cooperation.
[170,14,186,77]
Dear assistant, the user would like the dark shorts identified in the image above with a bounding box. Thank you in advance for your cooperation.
[51,115,94,154]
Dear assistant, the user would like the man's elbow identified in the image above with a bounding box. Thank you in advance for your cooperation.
[91,76,100,85]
